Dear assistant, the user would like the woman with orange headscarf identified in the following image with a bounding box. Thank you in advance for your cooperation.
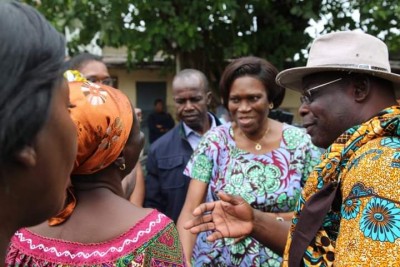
[6,71,186,266]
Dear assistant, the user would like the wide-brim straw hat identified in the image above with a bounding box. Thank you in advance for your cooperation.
[276,31,400,93]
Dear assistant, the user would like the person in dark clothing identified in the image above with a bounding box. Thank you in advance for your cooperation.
[144,69,221,222]
[147,99,175,143]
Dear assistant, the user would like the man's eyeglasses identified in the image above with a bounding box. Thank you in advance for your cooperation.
[86,76,114,87]
[300,77,342,104]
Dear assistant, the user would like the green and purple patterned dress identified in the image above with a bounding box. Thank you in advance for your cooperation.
[184,123,321,266]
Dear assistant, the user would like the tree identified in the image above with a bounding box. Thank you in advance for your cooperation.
[24,0,321,92]
[318,0,400,53]
[24,0,400,91]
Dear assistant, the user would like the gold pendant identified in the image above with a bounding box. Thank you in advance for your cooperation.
[255,143,262,151]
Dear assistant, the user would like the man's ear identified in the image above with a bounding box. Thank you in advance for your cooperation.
[14,146,37,167]
[206,91,212,105]
[353,76,370,102]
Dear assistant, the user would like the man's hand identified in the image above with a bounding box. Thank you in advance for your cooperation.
[183,191,254,242]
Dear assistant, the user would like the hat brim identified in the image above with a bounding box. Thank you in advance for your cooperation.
[276,66,400,93]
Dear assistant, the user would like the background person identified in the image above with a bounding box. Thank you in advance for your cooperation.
[144,69,221,222]
[0,1,77,262]
[67,52,113,86]
[147,98,175,143]
[215,97,231,124]
[6,73,185,266]
[177,56,321,266]
[184,31,400,266]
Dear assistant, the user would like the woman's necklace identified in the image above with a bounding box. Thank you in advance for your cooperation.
[240,126,270,151]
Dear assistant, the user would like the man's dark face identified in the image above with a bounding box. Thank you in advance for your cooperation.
[299,72,355,148]
[172,75,210,133]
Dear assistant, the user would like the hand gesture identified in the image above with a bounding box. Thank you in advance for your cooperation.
[183,191,254,242]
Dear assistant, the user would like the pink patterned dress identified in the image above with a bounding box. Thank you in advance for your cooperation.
[6,210,185,266]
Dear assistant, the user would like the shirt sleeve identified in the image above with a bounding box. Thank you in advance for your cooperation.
[183,129,219,183]
[147,113,157,132]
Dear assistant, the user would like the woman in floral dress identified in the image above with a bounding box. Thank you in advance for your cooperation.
[6,72,185,266]
[177,57,321,266]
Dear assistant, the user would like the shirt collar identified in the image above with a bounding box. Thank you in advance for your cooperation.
[183,112,216,137]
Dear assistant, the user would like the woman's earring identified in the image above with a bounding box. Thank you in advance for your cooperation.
[119,163,126,171]
[269,103,274,109]
[114,156,126,171]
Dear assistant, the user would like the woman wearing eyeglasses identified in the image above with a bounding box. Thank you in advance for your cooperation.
[177,56,321,266]
[67,53,114,86]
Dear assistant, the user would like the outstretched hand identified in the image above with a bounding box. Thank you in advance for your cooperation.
[183,191,254,242]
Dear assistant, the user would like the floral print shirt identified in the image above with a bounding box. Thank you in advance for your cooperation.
[335,138,400,266]
[282,106,400,266]
[184,123,321,266]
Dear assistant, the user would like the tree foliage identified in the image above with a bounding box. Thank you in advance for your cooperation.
[24,0,322,89]
[24,0,400,90]
[319,0,400,54]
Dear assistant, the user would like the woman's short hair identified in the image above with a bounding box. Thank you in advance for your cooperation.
[67,53,103,71]
[0,2,65,163]
[219,56,285,110]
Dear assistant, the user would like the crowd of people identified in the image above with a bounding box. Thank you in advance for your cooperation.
[184,31,400,266]
[176,56,320,266]
[1,1,400,266]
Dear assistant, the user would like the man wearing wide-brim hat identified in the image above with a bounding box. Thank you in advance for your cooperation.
[182,30,400,267]
[276,29,400,266]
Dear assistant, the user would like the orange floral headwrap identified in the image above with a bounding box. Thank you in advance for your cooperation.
[48,70,133,226]
[67,70,133,174]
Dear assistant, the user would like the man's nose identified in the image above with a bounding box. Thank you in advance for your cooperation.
[298,102,310,117]
[183,100,195,110]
